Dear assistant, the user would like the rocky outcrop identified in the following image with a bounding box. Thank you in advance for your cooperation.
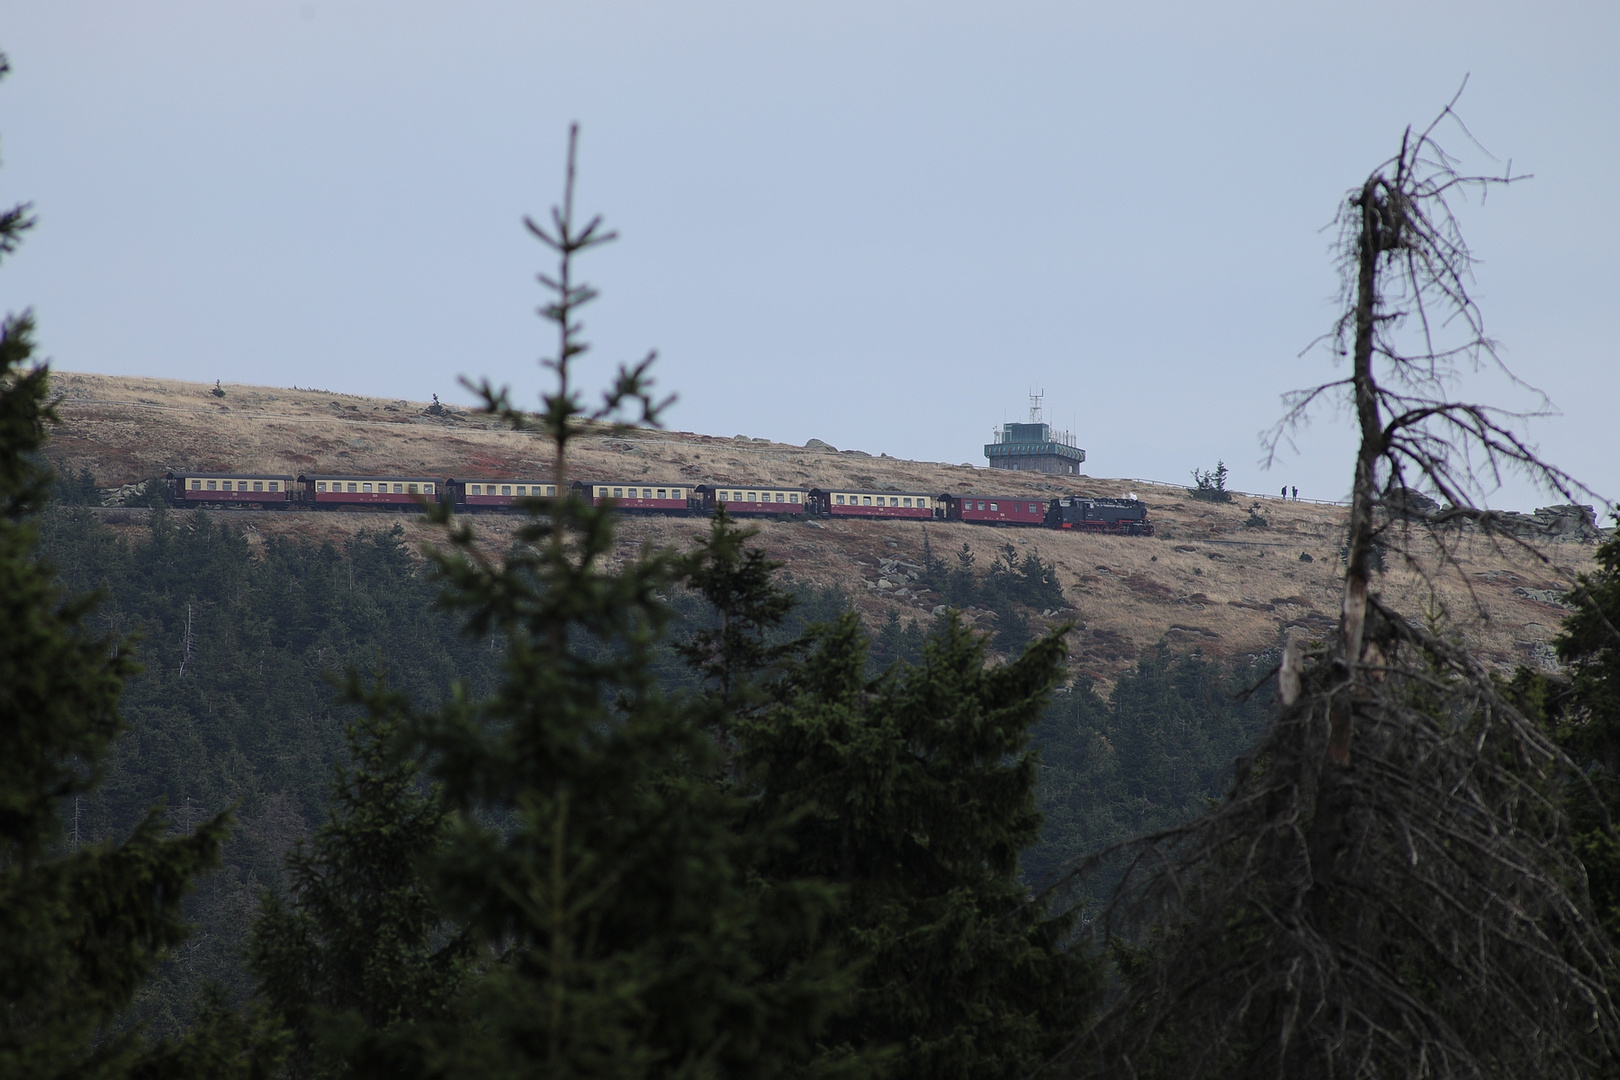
[1458,503,1608,543]
[1395,498,1609,543]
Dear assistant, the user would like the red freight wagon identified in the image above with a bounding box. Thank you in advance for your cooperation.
[301,474,441,509]
[167,472,295,507]
[695,484,808,516]
[808,488,938,520]
[942,493,1050,526]
[450,478,559,511]
[575,480,694,513]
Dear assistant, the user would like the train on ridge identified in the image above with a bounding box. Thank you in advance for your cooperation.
[163,472,1155,536]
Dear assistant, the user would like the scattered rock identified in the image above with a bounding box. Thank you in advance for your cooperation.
[1512,586,1573,610]
[1525,639,1561,671]
[805,438,837,452]
[1299,552,1314,562]
[99,481,154,506]
[1382,487,1439,517]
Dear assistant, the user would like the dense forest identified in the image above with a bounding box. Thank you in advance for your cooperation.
[28,498,1275,1037]
[10,67,1620,1078]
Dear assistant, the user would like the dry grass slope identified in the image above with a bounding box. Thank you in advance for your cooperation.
[49,371,1595,686]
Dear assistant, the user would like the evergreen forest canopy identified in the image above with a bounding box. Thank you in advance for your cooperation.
[7,67,1620,1080]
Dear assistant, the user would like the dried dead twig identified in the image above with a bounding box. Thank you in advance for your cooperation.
[1062,89,1619,1080]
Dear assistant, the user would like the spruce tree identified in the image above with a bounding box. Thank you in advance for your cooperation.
[1552,531,1620,947]
[359,127,851,1079]
[0,52,277,1079]
[740,613,1097,1080]
[248,701,466,1080]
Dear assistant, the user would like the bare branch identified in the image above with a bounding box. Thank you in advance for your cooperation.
[1070,92,1619,1080]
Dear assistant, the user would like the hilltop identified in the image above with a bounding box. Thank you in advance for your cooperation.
[46,371,1598,686]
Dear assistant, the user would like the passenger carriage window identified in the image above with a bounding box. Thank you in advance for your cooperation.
[363,483,373,493]
[747,492,756,502]
[471,485,481,494]
[546,486,556,496]
[990,502,998,511]
[862,496,872,505]
[206,480,217,490]
[252,481,263,491]
[657,489,667,499]
[501,485,512,495]
[269,481,280,492]
[673,489,682,499]
[1030,504,1039,514]
[834,495,844,504]
[317,481,327,492]
[347,483,358,493]
[190,480,201,489]
[424,484,434,495]
[613,488,623,498]
[790,493,799,503]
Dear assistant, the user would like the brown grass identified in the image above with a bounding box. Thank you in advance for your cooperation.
[54,371,1596,688]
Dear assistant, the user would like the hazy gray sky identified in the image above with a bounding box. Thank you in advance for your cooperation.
[2,2,1615,509]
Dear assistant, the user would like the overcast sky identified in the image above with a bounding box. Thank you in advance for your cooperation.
[2,2,1615,510]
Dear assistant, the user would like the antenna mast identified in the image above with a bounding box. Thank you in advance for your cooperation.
[1028,388,1045,425]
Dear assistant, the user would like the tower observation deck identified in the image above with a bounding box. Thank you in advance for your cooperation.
[983,392,1086,475]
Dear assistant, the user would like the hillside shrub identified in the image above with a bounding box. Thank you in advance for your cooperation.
[1188,461,1232,502]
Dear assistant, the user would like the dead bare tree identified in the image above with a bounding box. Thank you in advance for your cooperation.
[1059,89,1619,1080]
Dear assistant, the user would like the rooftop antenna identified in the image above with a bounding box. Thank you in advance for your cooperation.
[1028,387,1045,425]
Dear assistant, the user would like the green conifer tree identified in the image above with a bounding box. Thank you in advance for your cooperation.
[359,127,852,1080]
[0,52,277,1079]
[1551,531,1620,946]
[739,613,1097,1080]
[248,701,467,1080]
